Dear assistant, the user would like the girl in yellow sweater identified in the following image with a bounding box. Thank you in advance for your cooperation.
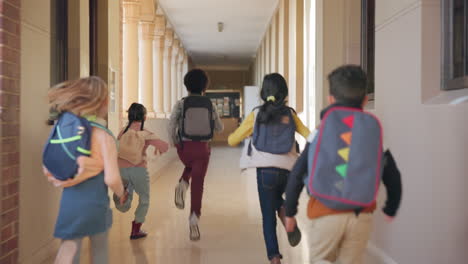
[228,73,310,264]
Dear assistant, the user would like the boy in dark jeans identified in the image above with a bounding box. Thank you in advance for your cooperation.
[169,69,223,241]
[284,65,402,264]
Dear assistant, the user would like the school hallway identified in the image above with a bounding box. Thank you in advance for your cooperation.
[4,0,468,263]
[37,147,380,264]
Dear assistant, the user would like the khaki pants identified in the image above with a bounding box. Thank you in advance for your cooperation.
[305,213,373,264]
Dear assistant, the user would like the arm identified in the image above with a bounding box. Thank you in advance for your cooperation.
[100,130,125,198]
[292,113,311,139]
[284,143,310,217]
[227,112,255,147]
[145,133,169,154]
[381,150,402,217]
[168,101,183,146]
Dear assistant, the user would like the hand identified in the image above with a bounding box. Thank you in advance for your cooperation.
[119,190,129,205]
[285,217,297,233]
[47,176,72,187]
[384,215,395,223]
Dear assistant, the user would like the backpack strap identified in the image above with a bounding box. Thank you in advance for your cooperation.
[54,124,77,161]
[90,122,118,146]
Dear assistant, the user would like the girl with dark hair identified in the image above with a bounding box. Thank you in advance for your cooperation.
[116,103,169,240]
[228,73,310,264]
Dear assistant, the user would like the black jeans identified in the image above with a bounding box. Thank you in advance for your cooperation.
[256,167,289,260]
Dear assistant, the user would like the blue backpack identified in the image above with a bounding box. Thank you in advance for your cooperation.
[304,107,383,210]
[42,112,113,181]
[251,107,296,155]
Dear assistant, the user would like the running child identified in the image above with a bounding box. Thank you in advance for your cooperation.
[115,102,169,240]
[228,73,310,264]
[43,76,127,264]
[284,65,402,264]
[169,69,224,241]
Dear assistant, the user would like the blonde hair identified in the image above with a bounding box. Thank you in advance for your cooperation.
[48,76,108,117]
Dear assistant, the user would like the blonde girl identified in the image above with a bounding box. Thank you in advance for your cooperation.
[43,76,126,264]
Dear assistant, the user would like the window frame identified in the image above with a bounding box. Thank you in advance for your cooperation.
[89,0,99,76]
[361,0,375,97]
[442,0,468,90]
[50,0,68,86]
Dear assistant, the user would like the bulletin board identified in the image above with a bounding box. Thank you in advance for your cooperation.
[205,90,242,118]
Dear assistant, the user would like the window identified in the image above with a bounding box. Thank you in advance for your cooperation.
[49,0,68,125]
[361,0,375,96]
[89,0,98,76]
[443,0,468,90]
[50,0,68,86]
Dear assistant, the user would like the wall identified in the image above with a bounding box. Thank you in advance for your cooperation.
[1,0,21,263]
[107,0,122,134]
[142,118,177,180]
[19,0,62,263]
[17,1,124,263]
[253,0,308,112]
[204,69,250,91]
[371,0,468,263]
[315,0,361,125]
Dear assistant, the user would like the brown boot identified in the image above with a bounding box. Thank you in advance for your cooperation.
[130,221,148,240]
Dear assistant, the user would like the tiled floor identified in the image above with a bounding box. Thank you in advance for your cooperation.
[43,147,381,264]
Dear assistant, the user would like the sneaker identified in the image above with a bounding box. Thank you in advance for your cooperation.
[287,225,302,247]
[175,180,189,209]
[270,256,281,264]
[189,212,200,241]
[277,206,302,247]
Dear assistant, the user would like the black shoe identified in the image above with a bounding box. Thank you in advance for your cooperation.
[287,225,302,247]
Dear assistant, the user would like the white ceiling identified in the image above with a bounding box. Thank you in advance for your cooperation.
[158,0,279,69]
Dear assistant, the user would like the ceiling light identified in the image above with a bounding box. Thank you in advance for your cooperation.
[218,22,224,33]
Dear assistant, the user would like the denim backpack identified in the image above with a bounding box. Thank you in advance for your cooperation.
[43,112,113,181]
[180,95,214,141]
[251,107,296,155]
[304,107,383,210]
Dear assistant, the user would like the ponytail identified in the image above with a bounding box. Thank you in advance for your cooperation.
[123,103,147,133]
[257,73,289,124]
[123,120,134,134]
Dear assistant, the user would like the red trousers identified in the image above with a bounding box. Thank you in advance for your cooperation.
[176,141,211,217]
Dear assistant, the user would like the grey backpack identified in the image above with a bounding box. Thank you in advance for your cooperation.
[251,107,296,154]
[180,95,214,141]
[304,107,383,210]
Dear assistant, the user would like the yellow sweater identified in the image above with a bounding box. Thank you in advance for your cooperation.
[228,111,311,146]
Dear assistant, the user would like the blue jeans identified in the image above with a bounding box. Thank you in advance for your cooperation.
[257,167,289,260]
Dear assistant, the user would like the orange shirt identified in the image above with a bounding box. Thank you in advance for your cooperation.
[307,197,376,219]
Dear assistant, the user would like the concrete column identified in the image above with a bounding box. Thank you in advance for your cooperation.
[182,53,189,97]
[259,45,264,82]
[163,29,174,115]
[278,0,289,80]
[271,12,279,73]
[171,38,180,106]
[288,0,304,112]
[265,29,271,74]
[177,48,184,100]
[138,21,155,114]
[122,0,141,111]
[153,15,165,117]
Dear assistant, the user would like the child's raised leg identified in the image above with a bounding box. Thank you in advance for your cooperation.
[131,167,150,224]
[256,168,288,261]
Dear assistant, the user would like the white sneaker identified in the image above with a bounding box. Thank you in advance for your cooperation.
[174,180,189,209]
[189,212,200,241]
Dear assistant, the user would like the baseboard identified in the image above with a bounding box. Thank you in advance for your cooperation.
[367,243,399,264]
[19,238,59,264]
